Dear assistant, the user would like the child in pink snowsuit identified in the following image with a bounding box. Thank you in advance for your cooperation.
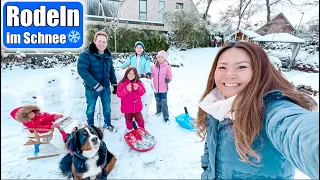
[117,67,146,131]
[151,50,172,123]
[10,105,69,142]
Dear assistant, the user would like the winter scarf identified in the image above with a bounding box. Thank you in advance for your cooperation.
[198,88,237,121]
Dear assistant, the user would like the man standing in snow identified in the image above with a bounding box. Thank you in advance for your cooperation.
[77,31,118,133]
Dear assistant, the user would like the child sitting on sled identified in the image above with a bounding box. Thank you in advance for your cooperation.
[11,105,86,138]
[116,67,146,132]
[10,105,70,141]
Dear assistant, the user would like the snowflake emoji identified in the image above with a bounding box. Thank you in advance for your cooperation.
[68,30,81,43]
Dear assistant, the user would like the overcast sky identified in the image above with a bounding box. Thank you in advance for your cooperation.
[196,0,319,28]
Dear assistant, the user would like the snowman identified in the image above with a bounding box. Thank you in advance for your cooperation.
[66,67,86,121]
[140,78,154,119]
[39,73,64,113]
[67,67,85,98]
[109,69,125,120]
[19,89,40,106]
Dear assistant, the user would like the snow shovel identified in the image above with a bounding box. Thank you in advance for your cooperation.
[124,100,156,152]
[175,107,196,131]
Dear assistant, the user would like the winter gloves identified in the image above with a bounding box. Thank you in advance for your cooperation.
[94,83,118,94]
[146,72,151,79]
[94,83,104,92]
[165,78,171,83]
[112,85,117,94]
[140,72,151,79]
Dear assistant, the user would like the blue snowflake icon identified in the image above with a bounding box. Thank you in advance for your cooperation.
[68,30,81,43]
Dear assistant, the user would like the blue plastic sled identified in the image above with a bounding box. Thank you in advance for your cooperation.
[175,107,195,130]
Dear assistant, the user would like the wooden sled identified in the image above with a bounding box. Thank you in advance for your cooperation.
[23,128,60,160]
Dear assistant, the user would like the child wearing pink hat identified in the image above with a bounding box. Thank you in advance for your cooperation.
[151,50,172,123]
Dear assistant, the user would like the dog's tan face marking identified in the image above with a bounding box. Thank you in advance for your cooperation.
[80,130,92,151]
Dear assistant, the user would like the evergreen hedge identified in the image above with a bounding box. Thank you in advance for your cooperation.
[85,24,169,53]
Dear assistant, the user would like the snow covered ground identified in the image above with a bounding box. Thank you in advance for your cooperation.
[1,48,317,179]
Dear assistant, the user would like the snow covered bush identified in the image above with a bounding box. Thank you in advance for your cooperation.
[164,9,209,49]
[1,52,77,70]
[266,49,319,72]
[268,55,282,70]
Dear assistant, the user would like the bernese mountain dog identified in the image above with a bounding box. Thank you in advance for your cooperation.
[59,125,116,180]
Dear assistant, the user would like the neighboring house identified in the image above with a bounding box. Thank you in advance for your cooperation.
[119,0,198,22]
[84,0,199,32]
[256,12,295,36]
[225,29,261,42]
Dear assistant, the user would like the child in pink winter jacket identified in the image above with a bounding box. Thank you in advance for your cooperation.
[117,67,146,131]
[151,50,173,123]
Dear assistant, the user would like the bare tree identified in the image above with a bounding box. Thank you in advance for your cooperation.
[236,0,254,29]
[194,0,204,6]
[242,2,263,29]
[98,0,126,53]
[202,0,214,20]
[265,0,318,23]
[218,0,259,30]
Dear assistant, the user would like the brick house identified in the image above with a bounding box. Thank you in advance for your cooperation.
[85,0,199,31]
[256,12,295,35]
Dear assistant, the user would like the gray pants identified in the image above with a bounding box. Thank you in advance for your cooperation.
[155,93,169,120]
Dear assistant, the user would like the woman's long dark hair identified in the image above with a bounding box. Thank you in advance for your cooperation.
[196,42,315,165]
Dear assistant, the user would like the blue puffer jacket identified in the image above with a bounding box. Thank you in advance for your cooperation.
[201,90,319,179]
[77,42,117,90]
[118,53,151,75]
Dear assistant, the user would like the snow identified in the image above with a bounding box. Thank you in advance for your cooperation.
[215,36,222,40]
[268,55,282,69]
[253,33,305,43]
[266,49,319,71]
[283,70,319,91]
[226,29,261,40]
[240,29,261,38]
[1,48,317,179]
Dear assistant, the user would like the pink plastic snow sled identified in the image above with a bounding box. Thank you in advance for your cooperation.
[124,120,156,152]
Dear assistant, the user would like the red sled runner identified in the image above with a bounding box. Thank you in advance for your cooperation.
[124,120,156,152]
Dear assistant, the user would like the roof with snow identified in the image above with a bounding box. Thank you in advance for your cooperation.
[226,29,261,39]
[266,12,295,31]
[252,33,305,43]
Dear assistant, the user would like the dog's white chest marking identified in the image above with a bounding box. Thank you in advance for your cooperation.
[82,154,101,179]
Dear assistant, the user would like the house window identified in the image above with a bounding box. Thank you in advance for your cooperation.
[158,1,165,22]
[176,3,183,9]
[139,0,147,21]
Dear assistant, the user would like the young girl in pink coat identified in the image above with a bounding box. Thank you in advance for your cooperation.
[151,50,173,123]
[117,67,146,132]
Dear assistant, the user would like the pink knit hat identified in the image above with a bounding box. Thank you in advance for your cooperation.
[157,50,167,59]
